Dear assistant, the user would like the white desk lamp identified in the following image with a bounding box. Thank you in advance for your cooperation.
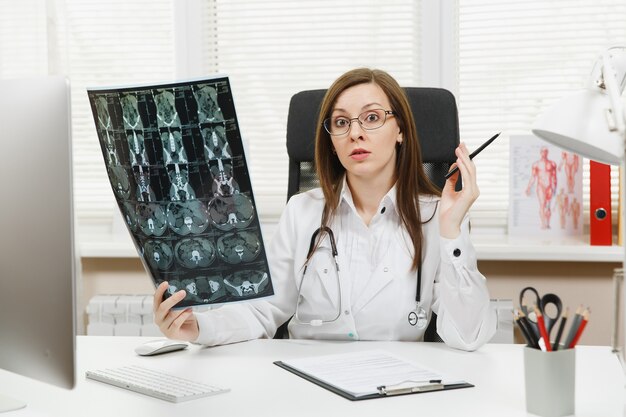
[532,46,626,371]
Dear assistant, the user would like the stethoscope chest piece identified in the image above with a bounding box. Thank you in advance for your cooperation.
[408,302,428,328]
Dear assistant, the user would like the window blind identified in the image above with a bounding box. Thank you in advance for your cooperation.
[2,0,421,237]
[199,0,422,222]
[0,1,48,77]
[62,0,176,230]
[456,0,626,232]
[4,0,624,243]
[1,1,176,232]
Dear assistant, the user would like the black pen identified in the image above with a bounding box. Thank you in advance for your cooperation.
[552,307,569,351]
[444,132,501,179]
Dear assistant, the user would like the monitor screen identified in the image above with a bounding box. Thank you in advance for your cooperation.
[0,76,76,411]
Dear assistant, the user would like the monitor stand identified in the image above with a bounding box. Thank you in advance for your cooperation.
[0,393,26,413]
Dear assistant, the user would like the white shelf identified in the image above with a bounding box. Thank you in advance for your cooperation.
[471,235,623,262]
[78,230,624,263]
[79,233,137,258]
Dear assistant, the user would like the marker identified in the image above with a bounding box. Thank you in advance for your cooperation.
[445,132,501,179]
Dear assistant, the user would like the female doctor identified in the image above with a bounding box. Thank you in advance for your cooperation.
[153,68,497,351]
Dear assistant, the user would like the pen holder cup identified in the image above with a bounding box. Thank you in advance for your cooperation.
[524,347,575,417]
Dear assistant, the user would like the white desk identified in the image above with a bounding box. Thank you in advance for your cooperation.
[1,336,623,417]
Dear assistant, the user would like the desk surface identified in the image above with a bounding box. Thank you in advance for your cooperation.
[1,337,624,417]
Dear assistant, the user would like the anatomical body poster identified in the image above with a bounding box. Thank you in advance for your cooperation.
[88,75,274,308]
[509,134,583,237]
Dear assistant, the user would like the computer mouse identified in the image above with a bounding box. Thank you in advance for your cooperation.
[134,339,189,356]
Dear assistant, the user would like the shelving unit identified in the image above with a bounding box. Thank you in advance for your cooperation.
[471,235,622,262]
[78,230,623,263]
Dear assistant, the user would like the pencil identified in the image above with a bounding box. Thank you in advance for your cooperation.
[552,307,568,351]
[444,132,501,179]
[518,310,539,349]
[534,305,552,351]
[568,309,589,348]
[563,305,583,349]
[514,311,535,348]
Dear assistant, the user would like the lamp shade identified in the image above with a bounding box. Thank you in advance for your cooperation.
[532,89,625,165]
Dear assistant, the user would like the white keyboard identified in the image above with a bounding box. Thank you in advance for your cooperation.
[86,365,229,403]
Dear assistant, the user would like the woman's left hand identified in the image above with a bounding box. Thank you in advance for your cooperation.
[439,142,480,239]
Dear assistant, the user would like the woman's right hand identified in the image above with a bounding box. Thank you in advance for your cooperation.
[153,281,199,342]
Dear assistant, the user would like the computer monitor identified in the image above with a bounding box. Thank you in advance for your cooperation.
[0,76,76,412]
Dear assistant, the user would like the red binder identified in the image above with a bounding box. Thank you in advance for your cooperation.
[589,161,612,245]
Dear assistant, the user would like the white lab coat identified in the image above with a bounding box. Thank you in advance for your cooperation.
[195,184,496,351]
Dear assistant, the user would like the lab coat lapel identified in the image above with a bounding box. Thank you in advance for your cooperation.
[352,263,394,314]
[308,240,341,311]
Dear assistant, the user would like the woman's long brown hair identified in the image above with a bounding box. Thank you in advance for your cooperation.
[314,68,440,270]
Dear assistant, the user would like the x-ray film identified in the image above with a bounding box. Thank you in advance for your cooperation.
[87,76,274,308]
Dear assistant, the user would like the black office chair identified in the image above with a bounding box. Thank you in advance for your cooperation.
[276,87,460,341]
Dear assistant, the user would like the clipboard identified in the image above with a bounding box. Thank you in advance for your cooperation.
[273,350,474,401]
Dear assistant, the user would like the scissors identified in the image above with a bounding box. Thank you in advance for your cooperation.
[518,286,563,341]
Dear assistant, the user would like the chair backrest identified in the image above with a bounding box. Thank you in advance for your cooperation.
[286,87,460,200]
[279,87,460,342]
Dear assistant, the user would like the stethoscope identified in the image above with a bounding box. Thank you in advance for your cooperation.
[295,227,342,326]
[295,226,428,329]
[408,266,428,328]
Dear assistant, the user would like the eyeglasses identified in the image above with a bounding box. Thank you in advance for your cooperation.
[323,109,394,136]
